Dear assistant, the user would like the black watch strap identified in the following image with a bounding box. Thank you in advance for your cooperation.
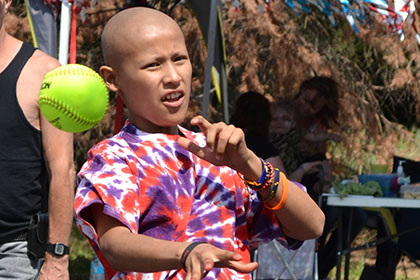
[46,243,70,256]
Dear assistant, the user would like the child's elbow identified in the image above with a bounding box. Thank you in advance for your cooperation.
[299,211,326,240]
[311,211,326,239]
[99,238,125,271]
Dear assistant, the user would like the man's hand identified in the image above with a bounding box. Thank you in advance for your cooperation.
[37,253,69,280]
[177,116,254,172]
[183,243,258,280]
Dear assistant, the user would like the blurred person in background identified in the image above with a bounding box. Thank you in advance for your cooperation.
[0,0,75,279]
[291,76,342,201]
[230,91,285,171]
[269,77,366,279]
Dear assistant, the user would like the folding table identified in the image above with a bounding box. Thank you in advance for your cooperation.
[322,194,420,280]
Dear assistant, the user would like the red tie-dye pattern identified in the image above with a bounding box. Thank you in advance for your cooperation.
[74,122,303,280]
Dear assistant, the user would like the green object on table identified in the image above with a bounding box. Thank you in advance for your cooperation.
[370,164,388,173]
[333,181,383,199]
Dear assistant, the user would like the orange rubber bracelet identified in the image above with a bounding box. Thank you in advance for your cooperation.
[264,171,288,210]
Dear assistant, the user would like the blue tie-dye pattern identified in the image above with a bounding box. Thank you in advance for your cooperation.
[90,155,105,172]
[105,184,124,200]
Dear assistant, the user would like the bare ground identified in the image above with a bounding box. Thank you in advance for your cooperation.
[340,228,420,279]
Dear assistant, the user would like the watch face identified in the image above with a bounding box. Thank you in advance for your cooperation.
[54,244,65,255]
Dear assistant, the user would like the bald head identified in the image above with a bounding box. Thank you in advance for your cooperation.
[101,7,184,68]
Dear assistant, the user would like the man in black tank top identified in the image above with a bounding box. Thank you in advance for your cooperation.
[0,1,75,279]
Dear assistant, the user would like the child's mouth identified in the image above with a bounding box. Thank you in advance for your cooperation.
[162,92,184,107]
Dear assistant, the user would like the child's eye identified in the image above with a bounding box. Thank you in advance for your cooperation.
[145,62,159,69]
[174,56,187,62]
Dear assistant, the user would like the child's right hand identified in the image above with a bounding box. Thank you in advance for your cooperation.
[177,115,262,181]
[183,243,258,280]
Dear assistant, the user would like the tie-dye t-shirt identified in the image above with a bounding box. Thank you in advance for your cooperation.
[74,121,303,280]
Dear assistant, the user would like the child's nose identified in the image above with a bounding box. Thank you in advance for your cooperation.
[163,63,182,85]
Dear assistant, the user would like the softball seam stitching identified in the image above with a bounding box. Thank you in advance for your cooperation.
[39,94,106,126]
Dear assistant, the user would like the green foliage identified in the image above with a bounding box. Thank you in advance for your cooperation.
[69,224,94,279]
[69,256,91,280]
[327,255,366,280]
[395,126,420,160]
[328,128,379,179]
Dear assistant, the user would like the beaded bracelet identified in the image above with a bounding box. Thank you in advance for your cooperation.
[264,171,289,210]
[256,161,274,191]
[263,168,279,202]
[243,158,267,187]
[243,160,275,192]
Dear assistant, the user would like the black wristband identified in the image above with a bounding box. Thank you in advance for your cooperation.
[180,242,206,271]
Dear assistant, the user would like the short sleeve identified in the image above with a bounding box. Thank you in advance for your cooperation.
[74,140,140,245]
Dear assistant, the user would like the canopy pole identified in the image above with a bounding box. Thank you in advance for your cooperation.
[58,0,72,65]
[200,0,217,119]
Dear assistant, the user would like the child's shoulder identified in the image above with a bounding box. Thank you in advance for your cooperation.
[88,134,130,154]
[87,124,205,159]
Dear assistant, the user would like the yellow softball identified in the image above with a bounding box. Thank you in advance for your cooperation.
[39,64,109,133]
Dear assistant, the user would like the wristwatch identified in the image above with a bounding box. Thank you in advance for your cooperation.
[46,243,70,256]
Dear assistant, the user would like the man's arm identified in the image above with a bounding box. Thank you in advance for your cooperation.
[34,54,75,280]
[39,112,75,279]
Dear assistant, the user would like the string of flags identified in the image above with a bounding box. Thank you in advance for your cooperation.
[42,0,419,44]
[238,0,420,44]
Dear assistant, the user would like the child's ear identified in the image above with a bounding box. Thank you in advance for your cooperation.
[100,65,119,93]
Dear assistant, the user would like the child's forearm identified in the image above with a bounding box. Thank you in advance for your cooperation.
[92,204,258,276]
[99,227,187,272]
[236,152,264,182]
[259,177,325,240]
[91,203,186,272]
[98,227,258,276]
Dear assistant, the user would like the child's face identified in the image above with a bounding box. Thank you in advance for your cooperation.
[114,18,192,134]
[270,109,295,134]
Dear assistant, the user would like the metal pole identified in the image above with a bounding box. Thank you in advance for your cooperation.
[200,0,217,119]
[336,207,343,280]
[221,64,229,123]
[58,0,72,65]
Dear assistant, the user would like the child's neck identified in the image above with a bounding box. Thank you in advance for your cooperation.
[128,117,179,135]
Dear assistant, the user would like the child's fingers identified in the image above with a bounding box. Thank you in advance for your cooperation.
[203,258,215,272]
[205,124,223,152]
[185,247,215,280]
[216,127,245,157]
[190,115,210,134]
[229,128,245,147]
[186,260,205,280]
[210,124,244,155]
[214,125,236,154]
[227,260,259,274]
[177,137,205,158]
[214,250,258,273]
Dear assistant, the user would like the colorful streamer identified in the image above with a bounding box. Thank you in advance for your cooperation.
[231,0,420,44]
